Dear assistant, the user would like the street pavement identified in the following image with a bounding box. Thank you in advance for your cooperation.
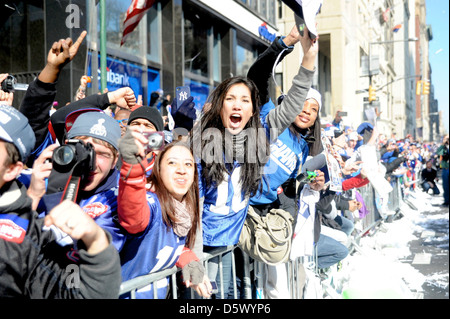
[406,202,449,299]
[401,170,449,299]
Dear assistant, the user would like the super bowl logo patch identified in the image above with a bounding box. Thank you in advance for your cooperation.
[0,214,29,244]
[90,119,107,137]
[83,202,109,219]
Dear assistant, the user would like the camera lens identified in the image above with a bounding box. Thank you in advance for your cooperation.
[1,75,16,93]
[148,133,164,150]
[53,145,76,166]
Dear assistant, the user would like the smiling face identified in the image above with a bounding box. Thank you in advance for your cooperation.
[159,145,195,202]
[294,98,319,130]
[220,83,254,135]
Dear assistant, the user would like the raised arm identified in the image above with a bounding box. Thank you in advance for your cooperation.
[19,31,87,165]
[264,25,318,139]
[247,25,300,105]
[117,128,152,234]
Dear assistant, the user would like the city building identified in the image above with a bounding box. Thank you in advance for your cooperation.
[1,0,280,114]
[1,0,435,141]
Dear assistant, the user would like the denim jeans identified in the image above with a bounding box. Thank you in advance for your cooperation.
[314,234,349,269]
[422,181,440,195]
[204,247,235,299]
[334,215,354,236]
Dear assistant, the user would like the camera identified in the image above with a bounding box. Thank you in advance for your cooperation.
[141,131,165,152]
[296,171,318,184]
[1,75,29,93]
[46,139,96,198]
[52,139,96,173]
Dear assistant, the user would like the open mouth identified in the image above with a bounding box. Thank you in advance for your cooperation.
[229,114,242,129]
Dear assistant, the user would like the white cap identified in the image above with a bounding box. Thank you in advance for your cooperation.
[347,131,358,141]
[305,88,322,111]
[299,0,323,38]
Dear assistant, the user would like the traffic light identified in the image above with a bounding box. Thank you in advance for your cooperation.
[416,80,422,95]
[422,80,430,95]
[368,85,376,102]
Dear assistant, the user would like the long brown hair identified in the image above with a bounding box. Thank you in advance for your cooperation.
[194,76,269,197]
[148,141,200,248]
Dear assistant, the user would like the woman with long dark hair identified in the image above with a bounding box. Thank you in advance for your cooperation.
[192,22,319,298]
[246,24,325,298]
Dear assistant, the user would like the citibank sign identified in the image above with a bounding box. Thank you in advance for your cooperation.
[97,67,130,86]
[258,23,276,42]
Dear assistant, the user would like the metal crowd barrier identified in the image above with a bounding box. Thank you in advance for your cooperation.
[119,178,405,299]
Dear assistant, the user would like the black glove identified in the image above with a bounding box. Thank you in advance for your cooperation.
[171,96,197,131]
[181,260,204,286]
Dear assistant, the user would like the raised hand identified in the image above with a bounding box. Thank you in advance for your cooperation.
[27,144,58,210]
[108,87,136,110]
[39,30,87,83]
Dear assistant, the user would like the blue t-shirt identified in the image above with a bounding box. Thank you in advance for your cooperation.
[251,100,308,205]
[120,192,186,299]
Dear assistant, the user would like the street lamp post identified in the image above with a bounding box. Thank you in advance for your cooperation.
[363,37,419,130]
[368,37,419,93]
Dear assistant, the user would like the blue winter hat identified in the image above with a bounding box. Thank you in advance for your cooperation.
[0,104,36,163]
[67,112,121,150]
[356,122,373,135]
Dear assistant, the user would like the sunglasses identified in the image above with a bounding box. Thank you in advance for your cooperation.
[116,119,129,126]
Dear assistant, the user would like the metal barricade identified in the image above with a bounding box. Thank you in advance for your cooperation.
[119,245,243,299]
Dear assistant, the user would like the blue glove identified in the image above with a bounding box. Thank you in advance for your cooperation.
[171,96,197,131]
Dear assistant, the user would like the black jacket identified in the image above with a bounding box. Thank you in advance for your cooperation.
[19,78,112,166]
[0,180,121,298]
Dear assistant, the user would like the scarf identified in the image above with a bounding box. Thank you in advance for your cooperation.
[290,185,320,259]
[172,198,193,238]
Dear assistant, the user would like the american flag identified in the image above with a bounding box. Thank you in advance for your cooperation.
[121,0,156,46]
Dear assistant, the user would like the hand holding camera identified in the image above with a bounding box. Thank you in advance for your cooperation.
[119,128,165,165]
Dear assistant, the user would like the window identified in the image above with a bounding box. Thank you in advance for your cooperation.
[236,0,277,25]
[236,39,258,76]
[147,3,161,63]
[213,30,222,82]
[184,13,209,78]
[102,0,143,56]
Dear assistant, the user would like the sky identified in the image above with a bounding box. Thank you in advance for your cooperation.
[426,0,449,135]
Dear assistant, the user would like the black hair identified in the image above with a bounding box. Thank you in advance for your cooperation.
[194,76,269,197]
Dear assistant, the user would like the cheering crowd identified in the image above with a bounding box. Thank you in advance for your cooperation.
[1,19,448,299]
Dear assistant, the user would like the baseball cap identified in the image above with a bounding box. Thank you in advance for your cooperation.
[356,122,374,135]
[67,112,121,150]
[283,0,323,39]
[347,131,359,141]
[0,104,36,163]
[128,106,164,132]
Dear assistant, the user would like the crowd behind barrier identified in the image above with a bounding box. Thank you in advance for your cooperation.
[118,176,410,299]
[1,25,449,299]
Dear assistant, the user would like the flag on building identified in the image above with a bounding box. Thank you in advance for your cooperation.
[392,24,402,33]
[121,0,156,46]
[382,8,390,22]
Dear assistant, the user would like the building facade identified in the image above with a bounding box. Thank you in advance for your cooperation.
[1,0,279,112]
[1,0,435,141]
[276,0,432,140]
